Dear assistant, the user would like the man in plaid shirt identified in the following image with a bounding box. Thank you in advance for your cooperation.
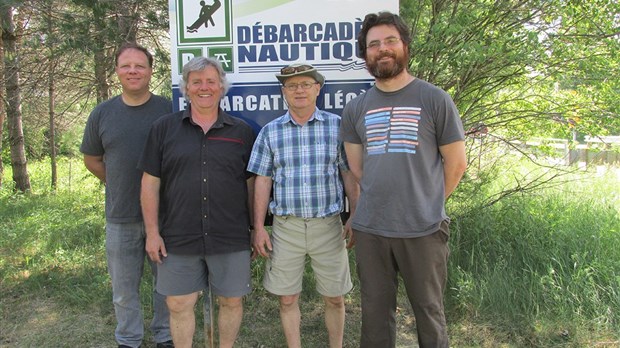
[248,63,359,348]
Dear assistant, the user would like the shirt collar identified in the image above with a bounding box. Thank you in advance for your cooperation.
[182,105,235,129]
[281,107,324,126]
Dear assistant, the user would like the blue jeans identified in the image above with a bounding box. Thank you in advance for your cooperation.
[106,222,171,347]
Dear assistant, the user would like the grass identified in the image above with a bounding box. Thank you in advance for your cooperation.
[1,156,619,347]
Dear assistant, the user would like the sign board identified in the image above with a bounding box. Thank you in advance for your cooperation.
[169,0,399,132]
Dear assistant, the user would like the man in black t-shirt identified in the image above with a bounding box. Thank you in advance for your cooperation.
[80,43,173,348]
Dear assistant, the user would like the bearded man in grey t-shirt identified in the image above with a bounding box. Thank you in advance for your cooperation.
[340,12,467,348]
[80,43,173,348]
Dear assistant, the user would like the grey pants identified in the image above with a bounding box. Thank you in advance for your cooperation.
[106,222,172,347]
[355,221,450,348]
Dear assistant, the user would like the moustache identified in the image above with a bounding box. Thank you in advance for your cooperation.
[376,52,397,60]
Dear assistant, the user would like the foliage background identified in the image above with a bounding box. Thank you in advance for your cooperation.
[1,0,619,169]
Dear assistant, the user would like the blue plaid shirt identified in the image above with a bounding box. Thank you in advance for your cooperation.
[247,108,348,218]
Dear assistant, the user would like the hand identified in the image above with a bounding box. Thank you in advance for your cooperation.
[146,234,167,264]
[250,230,258,260]
[343,217,355,249]
[252,226,272,258]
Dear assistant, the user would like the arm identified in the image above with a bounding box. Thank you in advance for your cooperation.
[439,140,467,198]
[246,176,255,227]
[246,175,256,258]
[83,154,106,183]
[141,172,167,264]
[252,175,273,258]
[343,142,364,183]
[341,169,360,248]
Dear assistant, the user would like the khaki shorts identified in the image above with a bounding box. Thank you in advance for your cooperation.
[264,215,352,297]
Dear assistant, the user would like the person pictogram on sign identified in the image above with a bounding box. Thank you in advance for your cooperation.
[187,0,221,33]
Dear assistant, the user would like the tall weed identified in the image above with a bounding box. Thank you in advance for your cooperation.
[448,163,620,344]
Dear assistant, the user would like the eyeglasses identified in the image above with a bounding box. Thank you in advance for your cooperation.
[280,64,314,75]
[282,82,318,91]
[366,37,402,50]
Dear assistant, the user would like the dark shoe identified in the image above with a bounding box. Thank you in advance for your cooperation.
[156,340,174,348]
[118,346,140,348]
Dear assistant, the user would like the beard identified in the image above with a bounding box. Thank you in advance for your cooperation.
[366,51,407,79]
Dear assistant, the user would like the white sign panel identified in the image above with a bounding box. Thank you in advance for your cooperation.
[170,0,399,131]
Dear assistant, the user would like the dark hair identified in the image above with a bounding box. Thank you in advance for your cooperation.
[115,42,154,68]
[357,11,411,60]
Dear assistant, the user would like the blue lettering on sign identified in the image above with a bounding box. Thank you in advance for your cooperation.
[236,21,364,63]
[238,43,357,63]
[236,22,362,42]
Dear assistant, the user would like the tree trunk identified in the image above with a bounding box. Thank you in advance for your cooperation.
[0,17,4,190]
[116,1,139,44]
[93,3,110,103]
[46,0,57,189]
[48,72,57,189]
[2,5,31,192]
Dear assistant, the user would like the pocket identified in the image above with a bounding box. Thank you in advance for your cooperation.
[273,215,288,229]
[437,219,450,243]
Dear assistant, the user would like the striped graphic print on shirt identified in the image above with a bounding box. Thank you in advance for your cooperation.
[365,106,421,155]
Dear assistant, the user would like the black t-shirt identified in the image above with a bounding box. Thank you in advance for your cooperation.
[80,95,172,223]
[138,108,255,255]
